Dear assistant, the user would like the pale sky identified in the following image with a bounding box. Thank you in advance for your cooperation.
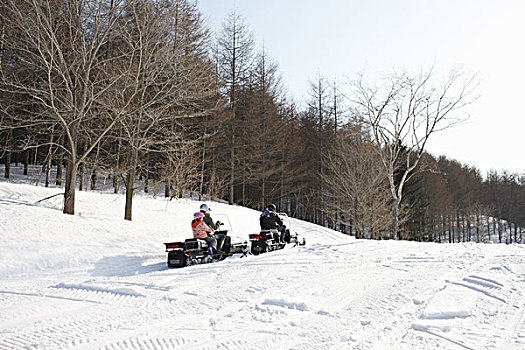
[198,0,525,175]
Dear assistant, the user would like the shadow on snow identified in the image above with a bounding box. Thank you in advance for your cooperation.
[89,254,168,277]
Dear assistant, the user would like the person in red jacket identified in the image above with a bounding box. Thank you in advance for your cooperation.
[191,212,217,254]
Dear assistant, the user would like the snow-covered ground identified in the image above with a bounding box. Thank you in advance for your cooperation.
[0,181,524,350]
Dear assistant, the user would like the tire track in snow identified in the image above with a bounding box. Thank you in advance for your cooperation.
[3,240,522,350]
[278,244,470,349]
[217,245,421,350]
[498,256,525,350]
[384,247,498,349]
[393,248,525,350]
[110,242,380,350]
[0,286,191,350]
[0,243,460,350]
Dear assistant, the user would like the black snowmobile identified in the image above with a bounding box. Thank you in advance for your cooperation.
[164,215,248,268]
[249,213,305,256]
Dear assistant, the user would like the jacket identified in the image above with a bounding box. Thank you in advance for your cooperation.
[202,212,218,230]
[191,219,212,239]
[269,212,283,227]
[260,214,279,230]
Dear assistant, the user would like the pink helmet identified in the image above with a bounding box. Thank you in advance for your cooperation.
[194,212,204,219]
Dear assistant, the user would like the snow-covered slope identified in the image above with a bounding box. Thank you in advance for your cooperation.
[0,182,524,349]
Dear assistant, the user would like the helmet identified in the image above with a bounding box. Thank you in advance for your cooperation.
[194,212,204,219]
[262,209,270,215]
[267,203,276,212]
[200,204,210,212]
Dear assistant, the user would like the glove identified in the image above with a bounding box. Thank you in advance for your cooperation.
[216,221,223,226]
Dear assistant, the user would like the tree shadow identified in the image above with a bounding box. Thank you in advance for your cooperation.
[89,254,168,277]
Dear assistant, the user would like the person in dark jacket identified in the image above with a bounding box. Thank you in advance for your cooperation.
[260,210,278,230]
[266,203,287,242]
[200,203,225,252]
[260,207,284,243]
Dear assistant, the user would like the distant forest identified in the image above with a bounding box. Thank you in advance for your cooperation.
[1,0,523,243]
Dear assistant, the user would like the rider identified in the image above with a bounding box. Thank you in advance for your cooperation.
[259,209,280,242]
[260,209,277,230]
[267,203,287,242]
[191,212,216,255]
[200,204,225,253]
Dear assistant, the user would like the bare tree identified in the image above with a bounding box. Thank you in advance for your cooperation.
[352,68,477,238]
[241,47,286,208]
[217,9,254,204]
[305,74,331,224]
[0,0,127,214]
[105,0,218,220]
[323,123,391,238]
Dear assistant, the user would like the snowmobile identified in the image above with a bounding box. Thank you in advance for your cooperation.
[249,213,305,255]
[164,214,248,268]
[249,230,285,255]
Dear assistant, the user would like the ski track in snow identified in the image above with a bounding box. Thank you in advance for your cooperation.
[0,182,525,349]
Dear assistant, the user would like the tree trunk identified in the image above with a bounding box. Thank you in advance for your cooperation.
[261,178,266,211]
[56,156,63,186]
[456,210,462,242]
[486,216,490,242]
[112,171,118,193]
[24,150,29,175]
[498,219,502,243]
[476,214,480,243]
[392,198,400,240]
[463,213,468,242]
[229,133,235,205]
[229,141,235,205]
[90,168,97,191]
[280,148,285,214]
[492,217,496,241]
[437,216,441,242]
[448,216,453,243]
[4,150,10,179]
[4,129,12,179]
[44,128,54,187]
[55,134,64,186]
[241,168,245,206]
[44,156,51,187]
[32,147,38,181]
[63,159,77,215]
[353,197,359,239]
[124,168,135,221]
[78,162,85,191]
[164,181,170,198]
[63,125,78,214]
[199,138,206,200]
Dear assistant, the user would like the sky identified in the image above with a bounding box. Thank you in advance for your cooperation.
[197,0,525,176]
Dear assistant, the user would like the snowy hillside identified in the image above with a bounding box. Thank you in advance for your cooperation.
[0,182,524,350]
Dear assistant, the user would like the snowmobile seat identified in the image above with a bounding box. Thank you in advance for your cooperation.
[184,238,208,251]
[260,229,278,233]
[257,230,276,240]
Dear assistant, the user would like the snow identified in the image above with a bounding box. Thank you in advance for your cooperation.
[0,181,524,349]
